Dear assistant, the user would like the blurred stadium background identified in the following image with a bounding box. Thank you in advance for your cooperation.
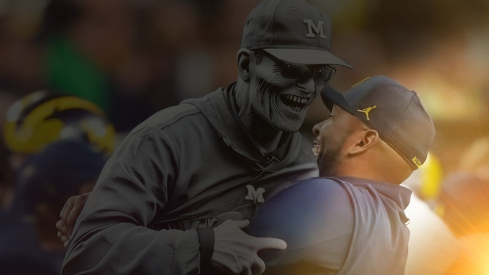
[0,0,488,274]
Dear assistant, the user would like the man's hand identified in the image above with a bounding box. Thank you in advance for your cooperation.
[55,192,90,247]
[211,219,287,275]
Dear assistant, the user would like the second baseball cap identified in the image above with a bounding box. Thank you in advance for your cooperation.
[241,0,352,67]
[320,76,436,170]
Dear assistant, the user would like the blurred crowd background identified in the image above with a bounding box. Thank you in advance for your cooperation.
[0,0,488,274]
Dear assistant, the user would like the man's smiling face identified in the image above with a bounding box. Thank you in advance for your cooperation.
[248,51,334,132]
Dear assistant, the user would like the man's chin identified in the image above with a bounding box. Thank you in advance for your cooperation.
[271,120,303,133]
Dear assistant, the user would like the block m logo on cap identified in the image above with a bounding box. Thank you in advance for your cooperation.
[303,19,327,39]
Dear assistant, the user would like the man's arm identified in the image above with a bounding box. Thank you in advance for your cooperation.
[248,178,354,274]
[62,127,286,275]
[62,128,203,274]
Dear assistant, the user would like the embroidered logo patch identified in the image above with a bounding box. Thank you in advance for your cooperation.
[357,106,377,121]
[412,157,422,168]
[303,19,327,39]
[245,185,265,204]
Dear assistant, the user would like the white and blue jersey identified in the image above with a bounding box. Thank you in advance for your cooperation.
[249,176,412,275]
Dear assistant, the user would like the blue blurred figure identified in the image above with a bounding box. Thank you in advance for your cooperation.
[0,140,107,274]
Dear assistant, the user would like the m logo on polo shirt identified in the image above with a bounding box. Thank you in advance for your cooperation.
[245,185,265,204]
[303,19,327,39]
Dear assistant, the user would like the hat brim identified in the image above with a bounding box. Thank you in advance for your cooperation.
[264,48,353,68]
[320,85,355,115]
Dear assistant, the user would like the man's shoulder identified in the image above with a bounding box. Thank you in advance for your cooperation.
[251,177,353,227]
[284,177,350,201]
[118,104,210,150]
[252,178,353,218]
[135,104,202,130]
[249,177,354,248]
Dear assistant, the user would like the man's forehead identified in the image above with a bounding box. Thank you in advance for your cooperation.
[332,104,346,115]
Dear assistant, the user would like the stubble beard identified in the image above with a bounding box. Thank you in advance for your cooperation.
[317,138,346,177]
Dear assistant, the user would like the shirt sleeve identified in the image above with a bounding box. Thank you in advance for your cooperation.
[248,178,355,275]
[62,127,202,275]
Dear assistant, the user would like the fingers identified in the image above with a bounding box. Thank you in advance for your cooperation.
[56,219,69,238]
[57,230,69,247]
[248,237,285,275]
[216,219,287,251]
[60,196,75,225]
[58,193,89,245]
[55,219,66,232]
[234,220,250,229]
[254,237,287,251]
[250,257,266,275]
[56,219,70,247]
[215,257,266,275]
[66,198,85,235]
[61,234,69,246]
[246,239,282,275]
[235,255,266,275]
[61,193,89,235]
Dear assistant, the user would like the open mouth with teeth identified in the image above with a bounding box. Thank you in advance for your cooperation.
[280,94,310,112]
[313,139,320,157]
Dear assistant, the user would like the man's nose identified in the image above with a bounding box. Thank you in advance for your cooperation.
[295,73,316,94]
[312,122,322,136]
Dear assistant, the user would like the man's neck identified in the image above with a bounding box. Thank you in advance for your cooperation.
[333,160,404,185]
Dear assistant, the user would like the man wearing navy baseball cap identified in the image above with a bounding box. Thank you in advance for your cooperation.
[249,76,435,274]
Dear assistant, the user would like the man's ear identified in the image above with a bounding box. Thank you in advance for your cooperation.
[236,48,252,82]
[349,129,379,156]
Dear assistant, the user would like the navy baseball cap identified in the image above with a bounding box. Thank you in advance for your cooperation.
[320,76,436,169]
[241,0,352,68]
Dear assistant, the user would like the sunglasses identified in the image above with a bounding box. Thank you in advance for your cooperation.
[256,51,336,86]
